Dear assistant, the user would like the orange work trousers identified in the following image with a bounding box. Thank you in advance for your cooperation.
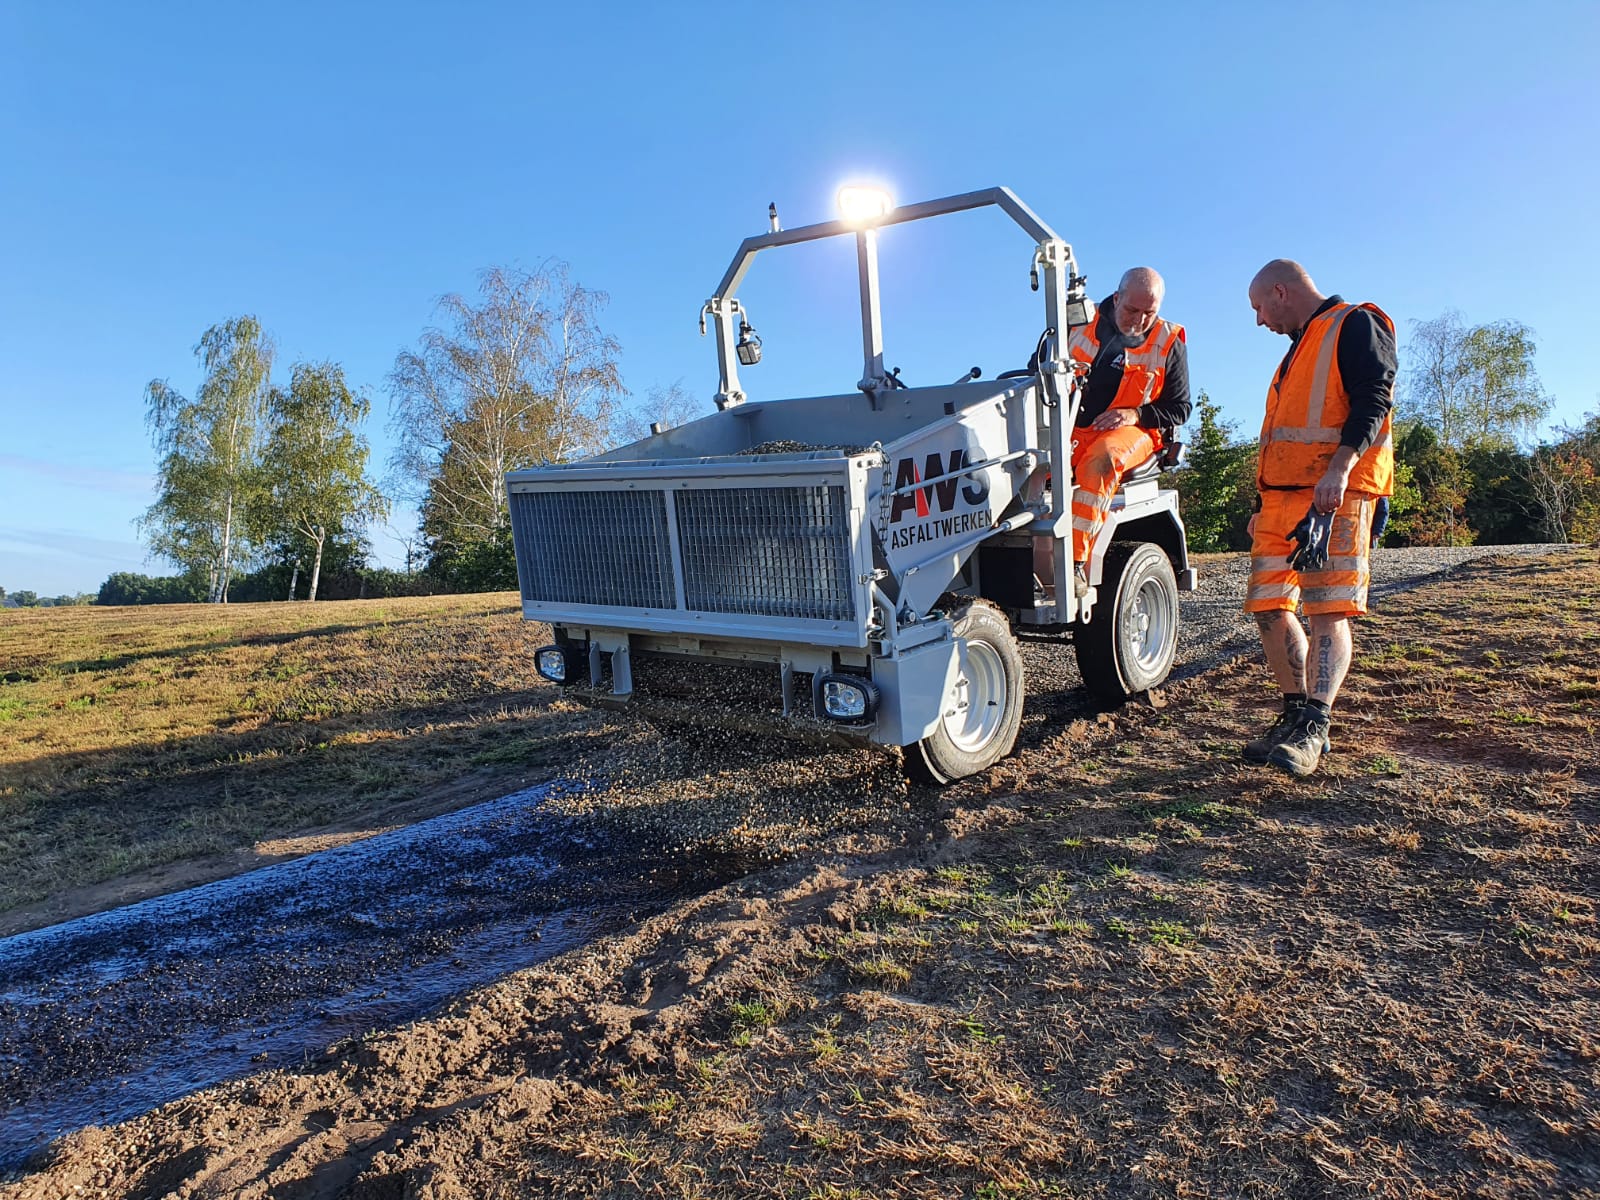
[1245,487,1377,617]
[1069,424,1161,563]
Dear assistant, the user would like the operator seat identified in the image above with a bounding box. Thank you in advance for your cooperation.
[1120,436,1187,487]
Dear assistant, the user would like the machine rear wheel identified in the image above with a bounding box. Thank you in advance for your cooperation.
[1075,541,1179,703]
[910,600,1024,784]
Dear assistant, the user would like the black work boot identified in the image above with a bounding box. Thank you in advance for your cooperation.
[1242,702,1305,765]
[1267,709,1333,777]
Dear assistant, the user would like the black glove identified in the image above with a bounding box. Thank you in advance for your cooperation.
[1370,496,1390,548]
[1287,504,1334,572]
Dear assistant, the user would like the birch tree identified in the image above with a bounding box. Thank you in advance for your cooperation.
[388,263,625,553]
[141,317,274,602]
[611,382,704,447]
[1404,311,1550,451]
[259,362,389,600]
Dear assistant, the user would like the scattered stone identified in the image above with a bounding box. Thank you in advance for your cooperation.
[740,440,876,456]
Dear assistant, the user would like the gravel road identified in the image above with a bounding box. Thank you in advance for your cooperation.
[1170,543,1562,682]
[0,544,1561,1170]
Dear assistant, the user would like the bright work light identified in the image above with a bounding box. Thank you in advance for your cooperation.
[837,185,894,225]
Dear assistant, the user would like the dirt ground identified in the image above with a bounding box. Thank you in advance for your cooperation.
[4,551,1598,1199]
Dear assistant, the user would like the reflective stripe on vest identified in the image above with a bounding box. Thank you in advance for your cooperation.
[1267,305,1351,445]
[1258,301,1394,495]
[1069,317,1184,411]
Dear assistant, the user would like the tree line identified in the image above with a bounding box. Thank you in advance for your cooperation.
[1172,312,1600,552]
[10,288,1592,610]
[102,263,685,605]
[0,588,94,609]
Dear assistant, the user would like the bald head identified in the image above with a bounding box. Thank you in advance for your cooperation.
[1250,259,1316,293]
[1248,259,1326,336]
[1113,266,1165,338]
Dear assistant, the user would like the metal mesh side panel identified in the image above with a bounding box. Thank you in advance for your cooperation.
[676,486,855,620]
[512,489,674,609]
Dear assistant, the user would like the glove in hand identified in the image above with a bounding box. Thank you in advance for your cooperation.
[1287,505,1335,572]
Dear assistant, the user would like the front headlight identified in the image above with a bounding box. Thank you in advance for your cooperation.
[816,674,879,724]
[535,645,569,684]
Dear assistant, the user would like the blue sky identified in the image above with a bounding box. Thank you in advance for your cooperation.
[3,1,1597,597]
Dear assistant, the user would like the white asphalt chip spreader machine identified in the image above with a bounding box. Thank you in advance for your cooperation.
[507,186,1195,782]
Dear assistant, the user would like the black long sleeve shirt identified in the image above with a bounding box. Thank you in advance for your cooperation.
[1076,295,1192,431]
[1272,294,1396,455]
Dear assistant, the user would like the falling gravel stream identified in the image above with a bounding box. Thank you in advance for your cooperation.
[0,544,1556,1169]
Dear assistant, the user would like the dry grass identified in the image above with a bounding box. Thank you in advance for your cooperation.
[0,593,586,917]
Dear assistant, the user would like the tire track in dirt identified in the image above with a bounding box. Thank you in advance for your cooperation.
[0,781,753,1169]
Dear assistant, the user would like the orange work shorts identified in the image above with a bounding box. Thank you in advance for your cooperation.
[1244,488,1377,618]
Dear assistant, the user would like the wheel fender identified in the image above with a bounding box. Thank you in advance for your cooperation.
[866,635,962,747]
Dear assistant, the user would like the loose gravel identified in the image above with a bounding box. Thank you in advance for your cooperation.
[1171,543,1566,683]
[740,440,877,455]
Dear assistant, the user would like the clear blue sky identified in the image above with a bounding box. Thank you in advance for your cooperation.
[3,1,1597,597]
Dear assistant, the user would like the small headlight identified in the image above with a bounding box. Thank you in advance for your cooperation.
[817,675,877,724]
[535,645,569,684]
[823,680,866,719]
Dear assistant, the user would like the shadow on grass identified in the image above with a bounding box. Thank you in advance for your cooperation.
[3,614,451,683]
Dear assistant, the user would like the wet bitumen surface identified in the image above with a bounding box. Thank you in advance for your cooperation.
[0,544,1556,1169]
[0,780,751,1170]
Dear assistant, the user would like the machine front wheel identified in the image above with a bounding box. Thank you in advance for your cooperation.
[910,600,1025,784]
[1075,541,1180,703]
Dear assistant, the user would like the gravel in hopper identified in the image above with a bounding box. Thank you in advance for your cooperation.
[740,439,878,455]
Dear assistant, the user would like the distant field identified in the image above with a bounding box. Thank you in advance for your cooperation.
[0,594,596,927]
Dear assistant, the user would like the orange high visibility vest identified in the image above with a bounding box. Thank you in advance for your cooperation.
[1257,302,1394,495]
[1069,315,1185,412]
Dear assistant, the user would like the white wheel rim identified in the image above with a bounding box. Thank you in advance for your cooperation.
[942,640,1006,753]
[1123,575,1174,675]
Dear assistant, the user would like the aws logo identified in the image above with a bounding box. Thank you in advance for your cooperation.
[889,449,990,524]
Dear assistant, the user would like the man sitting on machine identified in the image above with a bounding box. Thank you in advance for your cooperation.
[1063,266,1191,593]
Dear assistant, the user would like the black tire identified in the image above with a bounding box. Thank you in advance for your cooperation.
[1075,541,1179,704]
[909,600,1025,785]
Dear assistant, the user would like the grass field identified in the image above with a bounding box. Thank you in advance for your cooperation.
[0,593,587,926]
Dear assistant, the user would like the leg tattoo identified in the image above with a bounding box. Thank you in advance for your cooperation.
[1313,633,1333,697]
[1288,629,1308,680]
[1306,616,1354,708]
[1256,611,1308,694]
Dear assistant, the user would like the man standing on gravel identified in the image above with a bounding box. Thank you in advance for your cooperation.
[1242,260,1396,776]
